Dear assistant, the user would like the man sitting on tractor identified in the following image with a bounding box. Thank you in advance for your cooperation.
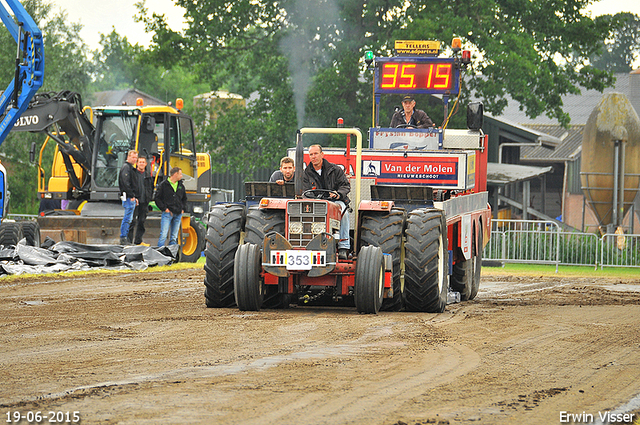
[390,94,434,129]
[269,156,295,185]
[302,144,351,260]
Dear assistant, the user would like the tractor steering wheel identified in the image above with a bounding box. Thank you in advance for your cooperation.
[394,123,414,129]
[302,189,338,200]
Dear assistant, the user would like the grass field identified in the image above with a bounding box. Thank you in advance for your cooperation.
[3,256,640,282]
[482,262,640,278]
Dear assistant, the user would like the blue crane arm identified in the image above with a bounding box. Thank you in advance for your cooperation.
[0,0,44,144]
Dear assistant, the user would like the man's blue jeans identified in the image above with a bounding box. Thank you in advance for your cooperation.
[336,200,350,249]
[120,198,136,239]
[158,211,182,247]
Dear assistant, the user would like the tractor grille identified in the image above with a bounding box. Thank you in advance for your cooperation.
[287,201,327,247]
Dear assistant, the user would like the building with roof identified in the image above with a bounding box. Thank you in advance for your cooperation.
[484,70,640,232]
[495,71,640,126]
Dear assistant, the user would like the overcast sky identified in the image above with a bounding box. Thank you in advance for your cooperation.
[49,0,186,50]
[47,0,640,52]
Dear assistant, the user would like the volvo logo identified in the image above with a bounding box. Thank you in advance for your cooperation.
[13,115,39,127]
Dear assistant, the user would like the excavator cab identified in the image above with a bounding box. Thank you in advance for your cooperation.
[89,105,210,218]
[93,111,137,191]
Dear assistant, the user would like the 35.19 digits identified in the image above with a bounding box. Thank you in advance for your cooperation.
[6,411,80,423]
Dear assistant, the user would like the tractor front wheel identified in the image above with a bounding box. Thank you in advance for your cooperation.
[234,243,264,311]
[245,207,290,309]
[359,209,405,311]
[355,245,385,314]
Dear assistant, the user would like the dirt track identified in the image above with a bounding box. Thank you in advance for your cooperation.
[1,267,640,425]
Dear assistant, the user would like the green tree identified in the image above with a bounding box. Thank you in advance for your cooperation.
[90,31,148,92]
[590,13,640,73]
[89,28,209,114]
[402,0,614,127]
[40,12,92,92]
[146,0,616,174]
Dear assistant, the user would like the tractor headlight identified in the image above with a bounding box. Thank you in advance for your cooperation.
[311,222,325,234]
[289,222,303,234]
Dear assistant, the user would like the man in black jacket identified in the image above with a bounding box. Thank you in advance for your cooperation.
[155,167,188,247]
[389,94,433,129]
[118,150,139,245]
[127,156,154,245]
[302,144,351,259]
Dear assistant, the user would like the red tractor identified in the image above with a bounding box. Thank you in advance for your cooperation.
[204,39,490,313]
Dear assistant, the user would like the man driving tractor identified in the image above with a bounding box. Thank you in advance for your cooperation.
[302,144,351,260]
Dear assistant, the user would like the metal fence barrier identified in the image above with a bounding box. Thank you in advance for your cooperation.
[485,220,561,271]
[600,233,640,268]
[558,231,600,268]
[484,219,640,271]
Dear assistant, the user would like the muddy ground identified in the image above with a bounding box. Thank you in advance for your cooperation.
[1,267,639,425]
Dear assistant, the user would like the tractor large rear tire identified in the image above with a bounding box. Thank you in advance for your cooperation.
[403,209,449,313]
[450,227,483,301]
[355,245,385,314]
[20,221,41,247]
[244,207,286,245]
[245,207,290,309]
[234,243,263,311]
[0,222,23,247]
[181,216,206,263]
[203,204,245,308]
[360,209,405,311]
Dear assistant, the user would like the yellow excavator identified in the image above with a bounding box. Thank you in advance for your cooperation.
[14,90,211,262]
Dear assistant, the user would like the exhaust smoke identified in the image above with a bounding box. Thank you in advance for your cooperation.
[279,0,341,128]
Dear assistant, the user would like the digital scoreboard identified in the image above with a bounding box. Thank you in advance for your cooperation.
[375,58,460,95]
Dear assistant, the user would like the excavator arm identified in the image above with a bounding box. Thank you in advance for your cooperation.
[12,90,95,192]
[0,0,44,142]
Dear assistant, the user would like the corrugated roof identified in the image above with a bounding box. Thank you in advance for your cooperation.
[487,162,553,185]
[485,114,563,146]
[519,124,584,163]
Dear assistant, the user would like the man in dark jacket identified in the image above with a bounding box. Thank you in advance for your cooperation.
[302,144,351,259]
[389,94,433,129]
[118,150,139,245]
[127,156,154,245]
[269,156,295,185]
[155,167,188,247]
